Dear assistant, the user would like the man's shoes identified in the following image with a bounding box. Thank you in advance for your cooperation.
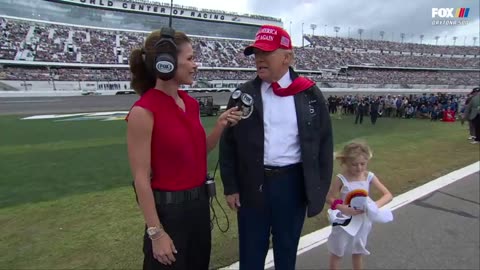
[471,141,479,144]
[468,136,475,140]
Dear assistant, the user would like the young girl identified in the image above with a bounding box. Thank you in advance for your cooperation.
[326,141,393,270]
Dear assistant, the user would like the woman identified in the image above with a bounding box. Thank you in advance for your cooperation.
[126,28,242,270]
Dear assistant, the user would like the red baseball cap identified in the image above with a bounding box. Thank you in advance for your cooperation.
[244,25,292,56]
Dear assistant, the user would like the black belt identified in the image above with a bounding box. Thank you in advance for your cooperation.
[153,184,207,205]
[264,163,302,177]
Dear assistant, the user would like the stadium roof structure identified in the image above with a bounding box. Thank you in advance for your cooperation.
[1,0,282,39]
[121,0,282,22]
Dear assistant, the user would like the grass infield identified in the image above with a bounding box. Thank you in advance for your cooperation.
[0,114,478,269]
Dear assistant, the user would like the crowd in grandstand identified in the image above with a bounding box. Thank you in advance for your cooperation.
[1,66,477,89]
[326,69,479,86]
[1,17,479,70]
[293,48,479,69]
[1,16,479,90]
[0,67,129,81]
[306,35,479,56]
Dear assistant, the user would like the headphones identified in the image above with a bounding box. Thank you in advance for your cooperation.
[153,27,178,81]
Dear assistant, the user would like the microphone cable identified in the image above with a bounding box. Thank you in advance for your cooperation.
[207,90,253,233]
[209,159,230,233]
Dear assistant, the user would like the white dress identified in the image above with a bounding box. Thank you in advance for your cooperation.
[327,172,374,257]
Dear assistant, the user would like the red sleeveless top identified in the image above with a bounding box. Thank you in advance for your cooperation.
[127,89,207,191]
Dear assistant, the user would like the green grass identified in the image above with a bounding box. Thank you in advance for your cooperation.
[0,115,478,269]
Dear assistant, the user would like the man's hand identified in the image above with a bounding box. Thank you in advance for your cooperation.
[226,193,241,211]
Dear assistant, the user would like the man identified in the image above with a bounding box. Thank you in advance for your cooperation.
[370,96,380,125]
[219,25,333,270]
[355,97,367,124]
[465,87,480,144]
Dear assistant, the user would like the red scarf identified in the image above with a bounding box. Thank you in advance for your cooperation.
[271,77,315,97]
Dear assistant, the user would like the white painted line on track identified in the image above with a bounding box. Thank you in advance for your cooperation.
[21,111,129,120]
[221,161,480,270]
[0,99,62,103]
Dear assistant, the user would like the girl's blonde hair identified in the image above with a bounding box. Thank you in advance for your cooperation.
[335,140,373,165]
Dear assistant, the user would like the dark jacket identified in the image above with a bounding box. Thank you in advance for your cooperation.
[356,102,367,114]
[370,100,380,113]
[219,69,333,218]
[465,93,480,120]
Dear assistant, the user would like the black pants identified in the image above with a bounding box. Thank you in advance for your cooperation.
[473,115,480,142]
[370,111,378,125]
[238,165,306,270]
[355,112,364,124]
[143,196,211,270]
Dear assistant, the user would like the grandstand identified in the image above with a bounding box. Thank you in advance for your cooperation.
[0,0,479,95]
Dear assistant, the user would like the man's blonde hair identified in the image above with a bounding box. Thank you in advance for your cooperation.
[278,48,295,66]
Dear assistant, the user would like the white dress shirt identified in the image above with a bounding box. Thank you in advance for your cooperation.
[262,70,301,166]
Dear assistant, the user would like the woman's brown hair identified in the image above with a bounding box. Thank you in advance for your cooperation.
[129,29,191,95]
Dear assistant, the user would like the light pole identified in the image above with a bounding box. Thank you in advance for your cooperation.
[400,33,405,43]
[435,36,440,45]
[310,24,317,36]
[358,28,364,39]
[474,37,478,46]
[452,36,457,46]
[301,22,304,47]
[289,21,292,36]
[379,30,385,40]
[324,24,327,36]
[334,26,340,38]
[420,34,424,44]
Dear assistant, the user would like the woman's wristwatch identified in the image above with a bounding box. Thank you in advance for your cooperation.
[147,226,165,240]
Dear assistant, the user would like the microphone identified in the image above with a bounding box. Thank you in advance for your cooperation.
[229,89,254,120]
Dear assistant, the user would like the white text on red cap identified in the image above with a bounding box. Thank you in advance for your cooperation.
[257,28,278,35]
[256,34,274,41]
